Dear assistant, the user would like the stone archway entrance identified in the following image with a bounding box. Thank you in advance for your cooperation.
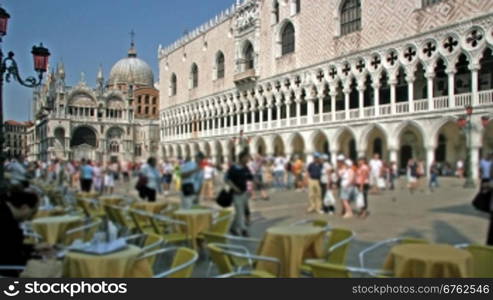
[71,126,97,161]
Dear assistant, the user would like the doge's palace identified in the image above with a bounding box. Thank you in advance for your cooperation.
[158,0,493,178]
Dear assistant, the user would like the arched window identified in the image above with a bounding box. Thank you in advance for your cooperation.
[191,64,199,88]
[244,42,255,70]
[216,52,225,79]
[340,0,361,36]
[273,1,280,24]
[296,0,301,13]
[170,73,177,96]
[281,22,295,55]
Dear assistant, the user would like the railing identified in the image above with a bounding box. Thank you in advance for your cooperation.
[323,113,332,122]
[349,109,359,120]
[455,93,471,107]
[290,119,297,126]
[433,96,449,109]
[300,116,308,125]
[281,119,287,127]
[271,121,278,128]
[313,115,320,123]
[262,123,268,129]
[395,102,409,114]
[255,124,260,131]
[379,104,391,116]
[479,90,493,105]
[335,111,345,121]
[364,107,375,117]
[414,99,428,112]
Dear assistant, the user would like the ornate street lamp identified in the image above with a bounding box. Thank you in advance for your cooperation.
[457,105,475,189]
[0,6,50,189]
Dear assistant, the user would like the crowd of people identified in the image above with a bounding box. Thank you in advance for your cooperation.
[4,148,492,242]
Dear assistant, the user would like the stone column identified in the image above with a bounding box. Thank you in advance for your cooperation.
[357,83,365,118]
[250,109,255,125]
[276,104,281,127]
[343,84,350,120]
[330,149,338,167]
[373,82,381,117]
[407,76,415,113]
[230,113,235,130]
[286,101,291,124]
[296,100,301,125]
[330,91,337,121]
[318,93,324,118]
[426,72,434,111]
[307,98,315,124]
[390,78,397,115]
[389,148,398,164]
[470,65,479,106]
[236,113,241,132]
[471,146,480,181]
[267,105,272,128]
[426,146,435,178]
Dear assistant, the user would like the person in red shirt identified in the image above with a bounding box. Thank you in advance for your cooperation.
[356,157,370,218]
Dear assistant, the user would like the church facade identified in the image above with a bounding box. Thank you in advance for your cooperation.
[158,0,493,178]
[29,42,160,163]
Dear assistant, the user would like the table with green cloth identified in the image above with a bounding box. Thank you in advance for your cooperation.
[383,244,473,278]
[173,209,213,249]
[256,225,325,278]
[63,245,152,278]
[31,215,84,245]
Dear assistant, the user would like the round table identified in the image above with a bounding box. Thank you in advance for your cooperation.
[31,215,84,245]
[383,244,473,278]
[98,196,125,206]
[34,207,66,219]
[256,225,325,278]
[132,201,168,214]
[63,245,152,278]
[173,209,213,249]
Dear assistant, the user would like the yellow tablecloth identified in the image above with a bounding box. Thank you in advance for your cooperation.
[32,215,84,245]
[98,196,125,206]
[173,209,213,249]
[132,201,168,214]
[34,207,67,219]
[383,244,473,278]
[256,225,325,278]
[63,245,152,278]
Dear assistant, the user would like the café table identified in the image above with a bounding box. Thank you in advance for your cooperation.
[383,243,473,278]
[173,209,213,249]
[31,215,84,245]
[98,195,125,206]
[256,225,325,278]
[132,201,168,215]
[34,206,67,219]
[63,245,152,278]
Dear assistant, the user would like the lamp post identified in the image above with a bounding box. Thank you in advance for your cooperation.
[0,6,50,189]
[457,105,475,189]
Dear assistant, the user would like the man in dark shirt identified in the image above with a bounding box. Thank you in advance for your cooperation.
[0,187,51,277]
[307,153,323,214]
[226,150,253,237]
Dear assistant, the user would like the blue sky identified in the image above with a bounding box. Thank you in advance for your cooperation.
[3,0,234,121]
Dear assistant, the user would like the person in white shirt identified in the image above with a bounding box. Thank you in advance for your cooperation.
[456,159,464,179]
[369,153,383,193]
[273,155,286,190]
[160,160,174,196]
[6,156,28,187]
[200,159,216,202]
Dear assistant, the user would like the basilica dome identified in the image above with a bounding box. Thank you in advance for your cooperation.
[109,43,154,87]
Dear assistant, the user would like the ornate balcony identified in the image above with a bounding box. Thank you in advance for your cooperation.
[234,68,258,85]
